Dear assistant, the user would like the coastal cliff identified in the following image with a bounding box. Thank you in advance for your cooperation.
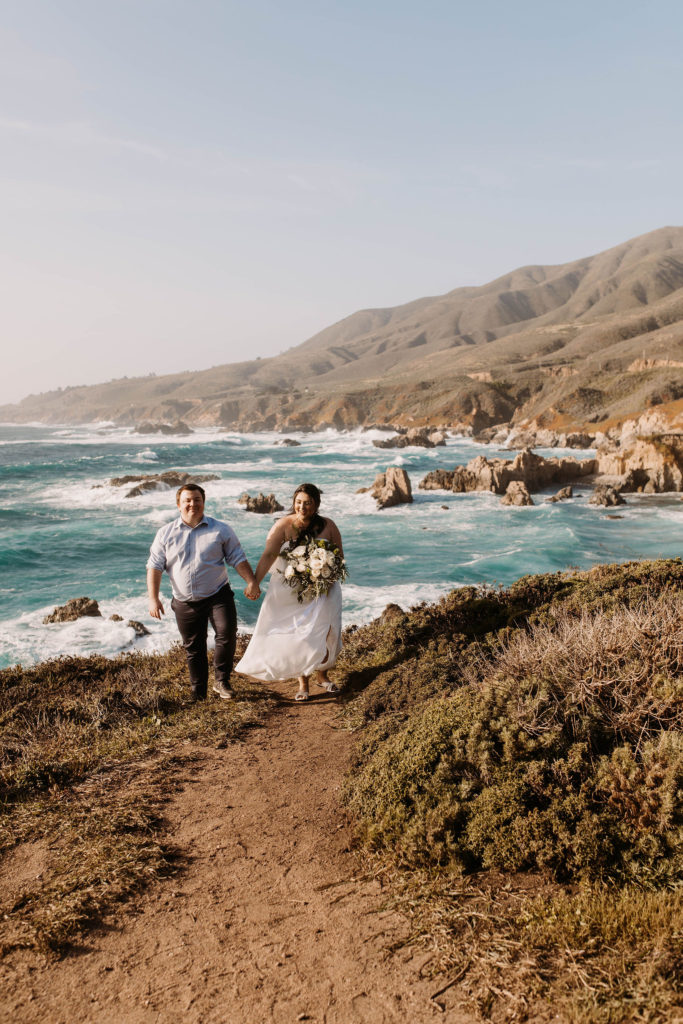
[1,227,683,438]
[1,559,680,1023]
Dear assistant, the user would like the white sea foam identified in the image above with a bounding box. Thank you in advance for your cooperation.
[134,448,159,462]
[4,424,683,672]
[0,600,166,668]
[38,479,125,508]
[0,593,266,668]
[341,581,458,626]
[142,508,178,525]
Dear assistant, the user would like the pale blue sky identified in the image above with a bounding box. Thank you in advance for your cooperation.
[1,0,682,404]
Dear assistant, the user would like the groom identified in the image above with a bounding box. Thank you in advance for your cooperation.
[146,483,260,701]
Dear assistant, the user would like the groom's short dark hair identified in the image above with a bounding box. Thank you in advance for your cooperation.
[176,482,206,502]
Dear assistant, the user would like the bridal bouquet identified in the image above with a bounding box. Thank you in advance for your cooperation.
[279,537,348,603]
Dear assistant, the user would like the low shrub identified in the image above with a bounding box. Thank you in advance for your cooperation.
[342,559,683,1020]
[345,593,682,884]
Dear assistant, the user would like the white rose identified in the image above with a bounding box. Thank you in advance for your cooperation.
[295,561,307,572]
[284,565,296,579]
[311,566,322,578]
[323,549,336,566]
[321,566,331,578]
[309,553,323,568]
[291,545,307,558]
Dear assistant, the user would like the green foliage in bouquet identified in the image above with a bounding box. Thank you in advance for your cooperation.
[278,537,348,603]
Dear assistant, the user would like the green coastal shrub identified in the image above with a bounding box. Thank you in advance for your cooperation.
[337,558,683,734]
[344,586,683,885]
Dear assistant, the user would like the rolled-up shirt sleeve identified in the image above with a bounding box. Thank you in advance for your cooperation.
[146,528,168,572]
[220,524,247,568]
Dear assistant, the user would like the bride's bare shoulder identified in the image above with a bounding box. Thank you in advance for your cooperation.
[267,514,292,537]
[269,513,299,540]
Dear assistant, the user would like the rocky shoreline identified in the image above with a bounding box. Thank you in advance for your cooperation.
[363,433,683,510]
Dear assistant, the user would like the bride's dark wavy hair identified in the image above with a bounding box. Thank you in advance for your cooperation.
[290,482,325,542]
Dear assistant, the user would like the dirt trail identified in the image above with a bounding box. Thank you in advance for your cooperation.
[1,682,474,1024]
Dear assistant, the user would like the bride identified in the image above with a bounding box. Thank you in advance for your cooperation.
[235,483,343,701]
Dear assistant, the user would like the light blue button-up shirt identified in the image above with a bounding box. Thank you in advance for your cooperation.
[146,515,247,602]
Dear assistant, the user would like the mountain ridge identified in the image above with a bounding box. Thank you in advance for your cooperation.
[3,226,683,433]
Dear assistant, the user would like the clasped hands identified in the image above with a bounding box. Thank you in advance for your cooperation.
[244,580,261,601]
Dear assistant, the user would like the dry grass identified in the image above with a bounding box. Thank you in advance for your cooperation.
[376,864,682,1023]
[464,595,683,749]
[0,641,274,956]
[341,561,683,1022]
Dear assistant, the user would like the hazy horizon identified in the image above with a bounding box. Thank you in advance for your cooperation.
[3,0,683,405]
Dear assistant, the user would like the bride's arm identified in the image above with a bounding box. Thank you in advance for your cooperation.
[326,518,344,559]
[254,518,290,585]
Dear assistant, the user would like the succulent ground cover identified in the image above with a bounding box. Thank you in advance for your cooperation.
[0,640,272,956]
[335,559,683,1022]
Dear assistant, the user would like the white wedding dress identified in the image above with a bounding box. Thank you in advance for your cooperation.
[235,554,342,682]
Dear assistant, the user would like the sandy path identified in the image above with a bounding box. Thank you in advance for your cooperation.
[1,682,473,1023]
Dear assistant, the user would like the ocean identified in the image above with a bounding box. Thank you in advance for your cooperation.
[1,422,681,670]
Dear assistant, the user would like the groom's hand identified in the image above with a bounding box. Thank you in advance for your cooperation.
[244,580,260,601]
[149,597,165,619]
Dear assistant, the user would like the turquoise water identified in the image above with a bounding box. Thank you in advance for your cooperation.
[1,422,681,668]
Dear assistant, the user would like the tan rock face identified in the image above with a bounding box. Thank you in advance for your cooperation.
[596,435,683,492]
[373,429,434,450]
[501,481,534,506]
[134,420,192,435]
[43,597,101,624]
[370,467,413,509]
[619,408,683,440]
[420,449,595,495]
[237,492,284,514]
[106,471,219,498]
[589,485,626,507]
[546,486,573,503]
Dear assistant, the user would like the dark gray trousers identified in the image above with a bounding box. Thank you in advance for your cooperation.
[171,584,237,699]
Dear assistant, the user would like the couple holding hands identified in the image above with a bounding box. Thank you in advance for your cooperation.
[146,481,343,703]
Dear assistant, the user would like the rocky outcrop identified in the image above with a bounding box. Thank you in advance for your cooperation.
[546,486,573,503]
[276,438,301,446]
[372,427,446,450]
[474,423,510,444]
[373,435,432,450]
[44,597,101,623]
[106,471,219,498]
[418,469,456,491]
[238,492,284,514]
[109,613,150,635]
[134,420,193,435]
[595,434,683,492]
[379,603,406,624]
[420,449,595,496]
[371,467,413,509]
[589,485,626,507]
[474,422,596,449]
[503,427,596,450]
[127,619,151,637]
[501,481,534,506]
[618,408,683,440]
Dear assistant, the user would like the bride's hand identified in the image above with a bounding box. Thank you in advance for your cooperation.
[244,580,261,601]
